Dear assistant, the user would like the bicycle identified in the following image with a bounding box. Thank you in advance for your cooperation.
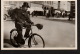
[10,23,45,48]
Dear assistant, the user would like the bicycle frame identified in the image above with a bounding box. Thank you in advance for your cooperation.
[10,24,45,48]
[24,25,34,40]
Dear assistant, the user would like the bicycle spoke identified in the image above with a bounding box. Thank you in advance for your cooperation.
[29,34,45,48]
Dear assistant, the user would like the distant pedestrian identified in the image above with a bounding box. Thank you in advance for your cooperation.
[44,10,46,16]
[46,9,49,18]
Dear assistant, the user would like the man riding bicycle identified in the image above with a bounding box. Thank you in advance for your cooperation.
[11,2,34,45]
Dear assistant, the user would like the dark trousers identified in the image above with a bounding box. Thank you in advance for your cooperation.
[15,22,31,39]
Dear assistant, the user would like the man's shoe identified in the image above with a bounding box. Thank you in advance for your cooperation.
[20,39,25,45]
[14,36,25,45]
[14,36,19,43]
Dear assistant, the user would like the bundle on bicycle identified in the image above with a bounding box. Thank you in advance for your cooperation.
[10,23,45,48]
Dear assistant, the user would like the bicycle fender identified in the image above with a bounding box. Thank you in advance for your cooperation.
[10,28,17,33]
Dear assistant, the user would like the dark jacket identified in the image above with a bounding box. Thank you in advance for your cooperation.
[12,8,32,24]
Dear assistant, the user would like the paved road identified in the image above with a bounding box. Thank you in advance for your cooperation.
[3,16,75,48]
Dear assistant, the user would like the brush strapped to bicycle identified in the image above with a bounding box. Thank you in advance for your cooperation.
[10,22,45,48]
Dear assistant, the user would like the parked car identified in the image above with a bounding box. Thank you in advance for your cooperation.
[28,7,44,16]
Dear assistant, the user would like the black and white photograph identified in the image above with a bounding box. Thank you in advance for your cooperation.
[1,0,77,50]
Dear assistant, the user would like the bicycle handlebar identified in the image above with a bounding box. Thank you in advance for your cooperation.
[17,22,43,30]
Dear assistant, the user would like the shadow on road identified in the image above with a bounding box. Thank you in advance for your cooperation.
[4,39,13,48]
[4,19,15,21]
[4,39,11,44]
[43,18,75,24]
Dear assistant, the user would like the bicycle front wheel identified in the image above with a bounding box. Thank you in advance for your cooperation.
[28,33,45,48]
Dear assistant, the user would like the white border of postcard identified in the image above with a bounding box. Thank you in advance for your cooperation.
[1,0,77,50]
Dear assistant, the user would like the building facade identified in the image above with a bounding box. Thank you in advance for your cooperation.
[42,1,71,11]
[4,1,71,11]
[60,1,71,11]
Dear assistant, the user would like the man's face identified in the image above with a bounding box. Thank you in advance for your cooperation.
[23,7,28,11]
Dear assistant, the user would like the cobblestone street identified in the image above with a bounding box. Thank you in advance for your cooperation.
[3,16,76,49]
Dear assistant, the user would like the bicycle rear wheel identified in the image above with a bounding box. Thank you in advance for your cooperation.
[28,33,45,48]
[10,29,20,47]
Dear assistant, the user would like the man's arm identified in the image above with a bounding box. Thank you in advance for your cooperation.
[23,12,33,24]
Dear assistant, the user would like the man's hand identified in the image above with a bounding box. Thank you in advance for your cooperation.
[31,22,34,25]
[22,21,34,26]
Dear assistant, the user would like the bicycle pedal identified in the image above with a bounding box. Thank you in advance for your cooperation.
[24,35,30,38]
